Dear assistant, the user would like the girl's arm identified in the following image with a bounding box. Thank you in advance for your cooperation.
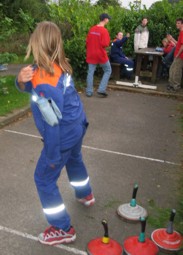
[167,34,177,46]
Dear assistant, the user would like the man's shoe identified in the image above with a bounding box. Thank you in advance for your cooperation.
[167,85,177,92]
[77,193,95,207]
[167,86,177,93]
[97,91,108,97]
[38,225,76,245]
[170,87,176,92]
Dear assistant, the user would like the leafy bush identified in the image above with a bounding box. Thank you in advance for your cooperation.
[64,38,88,79]
[48,0,103,78]
[0,14,30,54]
[0,52,18,64]
[0,16,17,41]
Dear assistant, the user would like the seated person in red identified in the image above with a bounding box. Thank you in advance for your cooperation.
[158,37,176,78]
[110,32,134,79]
[162,37,176,67]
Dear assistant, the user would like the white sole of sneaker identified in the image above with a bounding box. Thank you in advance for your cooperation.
[38,234,76,245]
[78,197,95,207]
[85,198,95,207]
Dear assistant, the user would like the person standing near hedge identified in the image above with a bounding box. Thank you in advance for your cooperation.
[167,18,183,92]
[134,17,149,52]
[85,13,112,97]
[134,17,149,70]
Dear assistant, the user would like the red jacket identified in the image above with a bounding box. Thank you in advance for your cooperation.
[174,30,183,59]
[163,41,175,54]
[86,25,110,64]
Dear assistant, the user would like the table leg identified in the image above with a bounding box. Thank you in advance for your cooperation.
[135,55,143,77]
[151,56,159,83]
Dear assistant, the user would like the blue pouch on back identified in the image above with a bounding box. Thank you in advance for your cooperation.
[32,90,62,126]
[31,72,71,126]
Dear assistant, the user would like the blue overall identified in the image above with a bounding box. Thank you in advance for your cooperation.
[16,66,92,231]
[110,37,134,78]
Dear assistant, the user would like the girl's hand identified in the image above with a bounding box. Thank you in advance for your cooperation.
[18,65,34,83]
[166,34,173,41]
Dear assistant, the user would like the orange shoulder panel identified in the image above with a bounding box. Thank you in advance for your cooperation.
[31,64,63,89]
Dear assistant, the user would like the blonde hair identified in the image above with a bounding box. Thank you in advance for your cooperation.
[162,38,168,43]
[25,21,72,75]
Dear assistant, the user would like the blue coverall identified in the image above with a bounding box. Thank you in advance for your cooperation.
[110,37,134,78]
[16,65,92,231]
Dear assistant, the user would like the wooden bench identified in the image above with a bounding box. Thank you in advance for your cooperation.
[110,62,121,80]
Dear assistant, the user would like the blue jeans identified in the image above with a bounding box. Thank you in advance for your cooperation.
[86,61,112,95]
[163,47,175,67]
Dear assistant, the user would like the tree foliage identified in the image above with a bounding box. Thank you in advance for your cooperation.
[0,0,49,22]
[95,0,121,7]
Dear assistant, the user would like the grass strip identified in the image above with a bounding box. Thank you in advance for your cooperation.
[0,75,29,116]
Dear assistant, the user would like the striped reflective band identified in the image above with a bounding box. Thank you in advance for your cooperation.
[70,177,89,187]
[43,204,65,215]
[126,68,133,71]
[65,74,71,87]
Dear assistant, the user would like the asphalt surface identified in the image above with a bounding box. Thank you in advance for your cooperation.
[0,65,183,255]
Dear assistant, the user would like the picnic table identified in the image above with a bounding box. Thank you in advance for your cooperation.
[135,48,164,83]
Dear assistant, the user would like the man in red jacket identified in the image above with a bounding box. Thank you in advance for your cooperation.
[168,18,183,92]
[86,13,112,97]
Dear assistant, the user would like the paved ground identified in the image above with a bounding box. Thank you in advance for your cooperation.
[0,64,27,76]
[0,64,183,254]
[1,63,183,98]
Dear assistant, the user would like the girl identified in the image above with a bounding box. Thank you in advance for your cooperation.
[16,21,95,246]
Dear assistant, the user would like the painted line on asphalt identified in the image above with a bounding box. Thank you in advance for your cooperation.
[4,129,180,166]
[0,225,87,255]
[82,145,180,166]
[4,129,42,139]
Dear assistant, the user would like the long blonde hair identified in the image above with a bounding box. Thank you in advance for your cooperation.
[25,21,72,75]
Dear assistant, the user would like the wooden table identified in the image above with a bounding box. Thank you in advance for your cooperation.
[135,48,164,83]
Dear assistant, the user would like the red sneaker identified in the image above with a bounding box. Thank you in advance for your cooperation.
[38,226,76,245]
[77,193,95,207]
